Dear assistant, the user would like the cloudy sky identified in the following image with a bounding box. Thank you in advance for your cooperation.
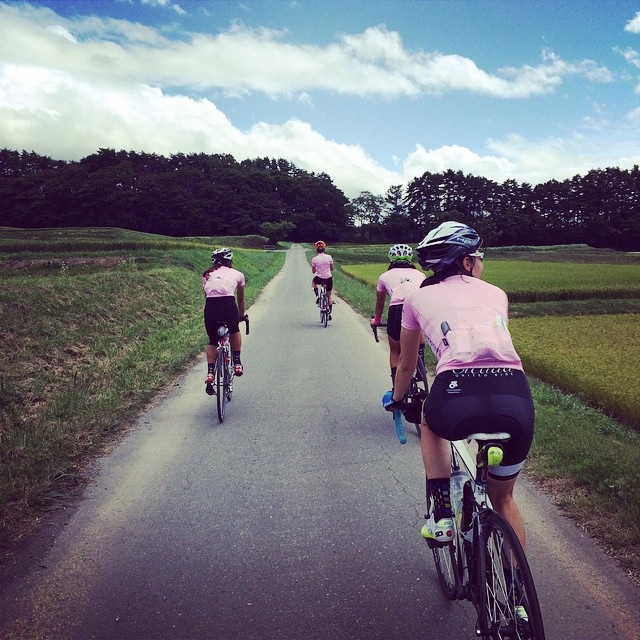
[2,0,640,198]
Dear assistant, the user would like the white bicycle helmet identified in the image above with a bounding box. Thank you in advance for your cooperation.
[388,243,413,263]
[416,221,482,271]
[211,247,233,263]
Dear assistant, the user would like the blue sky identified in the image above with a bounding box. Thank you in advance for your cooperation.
[2,0,640,198]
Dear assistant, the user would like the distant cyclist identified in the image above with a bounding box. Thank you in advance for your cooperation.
[370,244,426,386]
[384,221,534,549]
[311,240,334,318]
[203,248,246,395]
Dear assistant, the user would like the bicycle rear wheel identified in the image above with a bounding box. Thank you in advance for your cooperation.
[320,296,328,327]
[416,356,429,393]
[476,510,545,639]
[430,540,461,600]
[216,348,227,423]
[408,357,429,437]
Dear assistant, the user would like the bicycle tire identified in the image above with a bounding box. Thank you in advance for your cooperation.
[320,295,329,327]
[216,347,227,423]
[431,540,461,600]
[407,377,423,438]
[225,359,233,402]
[416,356,429,394]
[476,510,546,639]
[407,356,429,437]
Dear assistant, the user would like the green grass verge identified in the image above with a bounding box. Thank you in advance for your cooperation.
[0,231,285,545]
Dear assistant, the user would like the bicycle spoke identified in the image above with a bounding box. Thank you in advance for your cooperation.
[430,540,461,600]
[479,511,545,639]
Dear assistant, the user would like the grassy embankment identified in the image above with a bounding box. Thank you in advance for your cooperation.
[0,228,285,548]
[329,243,640,583]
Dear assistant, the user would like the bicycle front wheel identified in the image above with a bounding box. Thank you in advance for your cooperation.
[216,350,227,423]
[476,510,545,639]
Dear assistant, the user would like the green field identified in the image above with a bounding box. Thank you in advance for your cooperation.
[511,315,640,428]
[341,260,640,428]
[342,261,640,301]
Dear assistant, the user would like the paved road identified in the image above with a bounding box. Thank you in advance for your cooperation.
[1,245,638,639]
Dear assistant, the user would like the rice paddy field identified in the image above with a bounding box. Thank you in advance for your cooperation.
[341,255,640,429]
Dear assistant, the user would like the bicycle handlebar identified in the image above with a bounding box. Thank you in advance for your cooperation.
[371,322,387,343]
[240,314,250,335]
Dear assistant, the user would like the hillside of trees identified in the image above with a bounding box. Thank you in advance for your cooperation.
[1,148,639,250]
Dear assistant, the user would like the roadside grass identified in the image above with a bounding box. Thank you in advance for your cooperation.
[529,384,640,577]
[327,246,640,582]
[0,230,285,546]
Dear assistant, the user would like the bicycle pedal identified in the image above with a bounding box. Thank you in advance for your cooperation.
[424,538,453,550]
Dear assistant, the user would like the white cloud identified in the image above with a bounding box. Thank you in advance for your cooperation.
[141,0,187,16]
[624,12,640,33]
[0,6,613,99]
[621,47,640,69]
[399,131,640,190]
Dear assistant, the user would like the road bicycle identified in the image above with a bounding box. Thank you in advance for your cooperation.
[317,283,331,327]
[372,323,429,442]
[428,433,545,639]
[210,315,249,423]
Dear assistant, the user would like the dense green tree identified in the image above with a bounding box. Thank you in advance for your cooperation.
[1,148,639,249]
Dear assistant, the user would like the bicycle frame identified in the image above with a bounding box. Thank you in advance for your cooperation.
[211,315,249,423]
[430,434,546,639]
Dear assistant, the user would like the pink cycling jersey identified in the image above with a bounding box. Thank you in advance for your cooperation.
[376,268,426,306]
[203,266,245,298]
[312,253,333,279]
[402,275,522,375]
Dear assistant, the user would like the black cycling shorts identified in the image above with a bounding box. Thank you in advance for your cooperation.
[313,276,333,291]
[423,368,534,479]
[204,296,240,343]
[386,304,403,341]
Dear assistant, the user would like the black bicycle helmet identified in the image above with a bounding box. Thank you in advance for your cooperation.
[211,247,233,263]
[416,221,482,272]
[388,243,413,263]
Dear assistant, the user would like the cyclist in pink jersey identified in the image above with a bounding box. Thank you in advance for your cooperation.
[370,244,426,386]
[203,247,246,395]
[383,221,534,549]
[311,240,334,317]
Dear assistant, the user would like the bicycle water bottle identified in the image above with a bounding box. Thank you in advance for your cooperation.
[450,468,467,518]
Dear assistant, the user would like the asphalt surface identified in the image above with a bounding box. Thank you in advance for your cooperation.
[1,245,638,639]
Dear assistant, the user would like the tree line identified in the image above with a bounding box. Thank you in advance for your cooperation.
[1,148,638,249]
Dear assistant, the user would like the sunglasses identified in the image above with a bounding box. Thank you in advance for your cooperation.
[468,251,484,261]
